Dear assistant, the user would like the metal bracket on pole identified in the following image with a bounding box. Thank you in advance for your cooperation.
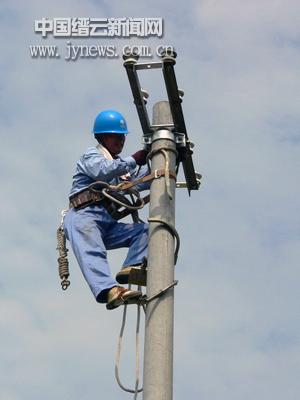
[176,171,202,189]
[140,280,179,305]
[142,129,186,149]
[123,50,200,195]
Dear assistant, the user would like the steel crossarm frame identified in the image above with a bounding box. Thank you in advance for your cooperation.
[123,51,199,195]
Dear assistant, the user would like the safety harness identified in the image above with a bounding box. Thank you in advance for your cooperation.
[69,168,177,220]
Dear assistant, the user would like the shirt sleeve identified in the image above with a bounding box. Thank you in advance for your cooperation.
[78,147,137,182]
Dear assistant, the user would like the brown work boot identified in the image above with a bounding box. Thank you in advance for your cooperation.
[115,266,136,284]
[106,286,142,310]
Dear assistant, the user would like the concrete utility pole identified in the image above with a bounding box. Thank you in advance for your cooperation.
[142,101,177,400]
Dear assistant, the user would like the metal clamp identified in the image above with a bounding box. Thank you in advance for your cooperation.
[142,130,186,150]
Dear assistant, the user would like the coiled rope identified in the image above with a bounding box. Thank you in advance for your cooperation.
[56,210,70,290]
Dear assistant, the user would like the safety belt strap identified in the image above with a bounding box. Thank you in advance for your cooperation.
[121,169,177,191]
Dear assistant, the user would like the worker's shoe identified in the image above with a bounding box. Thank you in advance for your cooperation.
[116,266,137,284]
[116,265,147,286]
[106,286,142,310]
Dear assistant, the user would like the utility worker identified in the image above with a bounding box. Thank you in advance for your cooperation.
[63,110,150,310]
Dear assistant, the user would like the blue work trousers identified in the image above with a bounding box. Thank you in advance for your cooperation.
[63,205,148,302]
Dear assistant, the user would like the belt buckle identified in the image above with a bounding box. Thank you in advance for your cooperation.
[155,169,162,179]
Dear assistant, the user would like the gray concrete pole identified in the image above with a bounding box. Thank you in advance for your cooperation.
[142,101,177,400]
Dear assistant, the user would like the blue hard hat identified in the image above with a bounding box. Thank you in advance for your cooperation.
[92,110,130,134]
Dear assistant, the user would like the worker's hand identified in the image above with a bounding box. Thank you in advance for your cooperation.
[131,149,148,166]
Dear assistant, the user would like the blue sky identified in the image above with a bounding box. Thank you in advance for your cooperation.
[1,1,300,399]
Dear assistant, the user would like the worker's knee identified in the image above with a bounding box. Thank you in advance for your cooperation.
[136,222,149,237]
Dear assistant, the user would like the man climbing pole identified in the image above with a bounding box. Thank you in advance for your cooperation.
[63,110,150,310]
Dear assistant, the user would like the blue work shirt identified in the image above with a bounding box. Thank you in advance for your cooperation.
[69,146,150,198]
